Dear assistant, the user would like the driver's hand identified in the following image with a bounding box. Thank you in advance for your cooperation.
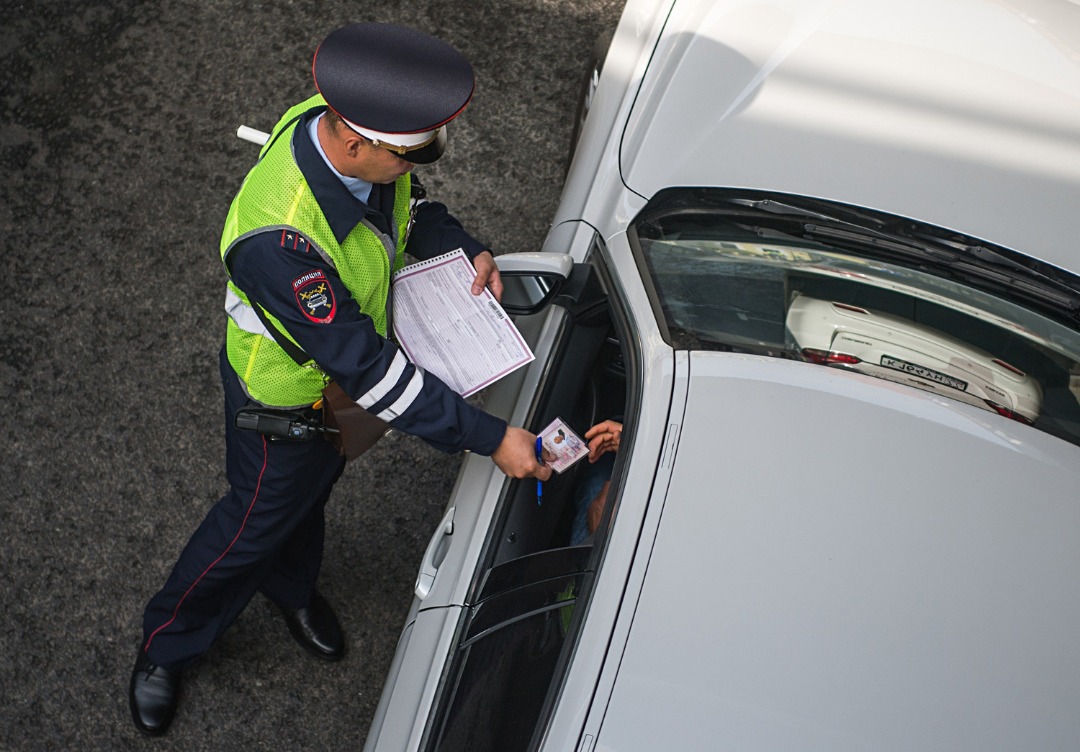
[584,420,623,462]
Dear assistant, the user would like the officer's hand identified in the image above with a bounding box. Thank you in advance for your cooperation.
[470,251,503,302]
[491,426,553,481]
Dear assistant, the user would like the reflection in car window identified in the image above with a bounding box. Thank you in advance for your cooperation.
[430,572,586,751]
[634,188,1080,447]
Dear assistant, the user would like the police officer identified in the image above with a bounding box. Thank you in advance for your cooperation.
[129,23,552,736]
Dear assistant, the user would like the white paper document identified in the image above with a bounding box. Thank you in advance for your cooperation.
[392,249,535,397]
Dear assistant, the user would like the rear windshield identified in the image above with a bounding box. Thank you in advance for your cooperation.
[632,188,1080,447]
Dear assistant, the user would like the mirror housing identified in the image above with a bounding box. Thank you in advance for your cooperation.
[494,253,574,315]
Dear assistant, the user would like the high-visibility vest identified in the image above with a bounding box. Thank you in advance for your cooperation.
[220,95,412,407]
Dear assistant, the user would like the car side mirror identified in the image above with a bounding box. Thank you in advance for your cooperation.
[494,253,574,315]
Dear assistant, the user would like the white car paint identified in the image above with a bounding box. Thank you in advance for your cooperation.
[366,1,1080,749]
[618,0,1080,272]
[597,353,1080,751]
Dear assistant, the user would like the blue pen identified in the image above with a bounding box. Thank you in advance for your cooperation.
[535,436,543,506]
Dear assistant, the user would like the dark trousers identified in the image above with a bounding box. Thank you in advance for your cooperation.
[141,348,345,670]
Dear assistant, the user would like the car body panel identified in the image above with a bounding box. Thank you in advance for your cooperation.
[365,225,678,750]
[546,0,673,249]
[366,0,1080,749]
[531,242,684,752]
[364,608,461,751]
[619,0,1080,272]
[363,306,574,752]
[595,352,1080,751]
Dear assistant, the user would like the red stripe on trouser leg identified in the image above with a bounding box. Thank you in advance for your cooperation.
[143,436,269,653]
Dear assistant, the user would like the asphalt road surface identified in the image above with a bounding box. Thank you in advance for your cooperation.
[1,1,624,749]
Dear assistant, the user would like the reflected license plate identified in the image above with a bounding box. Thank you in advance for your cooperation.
[880,354,968,392]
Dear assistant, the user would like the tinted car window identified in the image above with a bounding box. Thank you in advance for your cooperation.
[430,568,589,751]
[634,188,1080,446]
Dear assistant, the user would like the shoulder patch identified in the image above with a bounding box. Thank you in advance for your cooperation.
[280,229,312,254]
[293,269,336,324]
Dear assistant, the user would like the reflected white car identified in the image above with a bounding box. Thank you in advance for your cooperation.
[364,1,1080,750]
[786,294,1044,423]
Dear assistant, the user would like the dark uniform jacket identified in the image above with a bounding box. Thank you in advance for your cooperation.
[226,107,507,455]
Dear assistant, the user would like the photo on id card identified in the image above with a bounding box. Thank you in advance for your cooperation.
[538,417,589,473]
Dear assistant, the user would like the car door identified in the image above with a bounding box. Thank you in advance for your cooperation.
[365,238,629,752]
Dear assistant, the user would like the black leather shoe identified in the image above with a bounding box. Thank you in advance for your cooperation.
[278,591,345,661]
[129,650,181,736]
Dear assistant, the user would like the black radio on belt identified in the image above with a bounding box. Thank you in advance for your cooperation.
[234,408,338,441]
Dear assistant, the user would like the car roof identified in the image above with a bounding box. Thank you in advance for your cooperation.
[619,0,1080,275]
[596,353,1080,750]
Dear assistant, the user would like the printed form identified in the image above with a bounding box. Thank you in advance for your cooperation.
[392,249,535,397]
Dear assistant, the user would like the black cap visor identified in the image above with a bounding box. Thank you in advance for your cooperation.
[397,127,447,164]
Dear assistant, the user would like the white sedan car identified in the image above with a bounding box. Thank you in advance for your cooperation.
[365,1,1080,750]
[785,293,1045,424]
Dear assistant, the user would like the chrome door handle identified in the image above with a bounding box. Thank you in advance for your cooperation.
[414,506,455,600]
